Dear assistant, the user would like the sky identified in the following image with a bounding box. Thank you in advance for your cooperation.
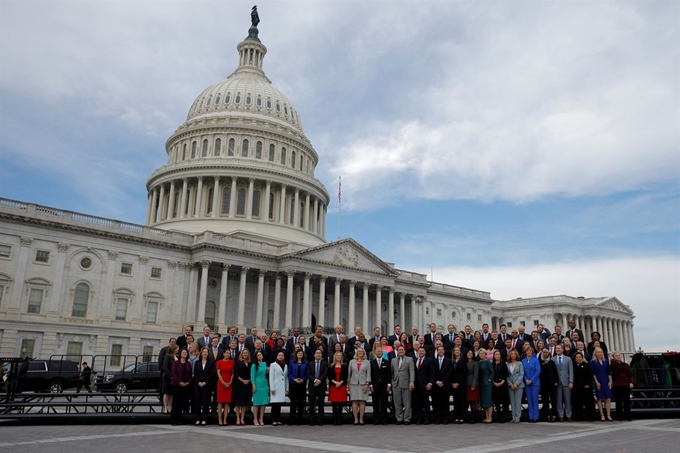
[1,1,678,352]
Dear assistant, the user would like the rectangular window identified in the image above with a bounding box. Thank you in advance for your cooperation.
[66,341,83,361]
[35,250,50,263]
[72,288,88,318]
[520,321,526,327]
[477,314,482,322]
[115,298,128,321]
[20,338,35,358]
[0,244,11,258]
[436,308,442,317]
[146,301,158,323]
[27,288,44,314]
[142,345,154,363]
[0,282,5,307]
[507,322,513,328]
[110,344,123,367]
[120,262,133,275]
[533,320,539,326]
[150,267,162,279]
[466,313,471,321]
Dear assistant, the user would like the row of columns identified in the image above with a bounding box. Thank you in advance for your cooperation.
[146,177,327,236]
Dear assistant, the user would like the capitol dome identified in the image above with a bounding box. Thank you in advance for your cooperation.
[144,19,330,247]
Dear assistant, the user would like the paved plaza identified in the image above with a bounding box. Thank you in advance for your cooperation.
[1,418,679,453]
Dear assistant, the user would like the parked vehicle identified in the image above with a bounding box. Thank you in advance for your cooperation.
[21,359,80,393]
[96,361,160,393]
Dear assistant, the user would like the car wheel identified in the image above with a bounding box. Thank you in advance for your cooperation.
[48,381,64,393]
[115,381,128,393]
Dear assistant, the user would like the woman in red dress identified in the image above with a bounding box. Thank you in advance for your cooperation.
[216,349,235,426]
[328,351,348,425]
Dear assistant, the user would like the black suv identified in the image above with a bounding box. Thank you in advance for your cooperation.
[96,361,160,393]
[20,359,80,393]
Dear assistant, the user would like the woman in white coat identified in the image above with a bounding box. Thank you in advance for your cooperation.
[347,348,372,425]
[269,351,289,426]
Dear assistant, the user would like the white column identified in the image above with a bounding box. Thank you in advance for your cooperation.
[313,198,319,233]
[348,280,356,331]
[186,263,198,323]
[362,283,369,332]
[279,184,287,224]
[303,192,310,230]
[293,188,300,226]
[594,316,600,340]
[374,286,382,332]
[333,279,341,328]
[197,260,210,325]
[237,267,249,331]
[100,250,117,319]
[179,178,188,219]
[146,192,153,224]
[150,187,159,223]
[284,270,294,331]
[264,180,271,221]
[246,178,255,219]
[302,273,311,328]
[321,205,326,236]
[255,269,265,331]
[318,276,327,329]
[194,176,204,217]
[273,273,282,331]
[399,293,405,331]
[605,318,612,349]
[218,264,229,327]
[211,176,220,218]
[629,322,636,351]
[411,296,418,330]
[387,287,394,334]
[48,243,69,316]
[617,319,624,352]
[229,177,237,218]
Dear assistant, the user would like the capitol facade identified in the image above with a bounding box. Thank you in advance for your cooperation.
[0,17,636,363]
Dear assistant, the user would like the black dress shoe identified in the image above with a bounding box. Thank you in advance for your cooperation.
[423,420,430,425]
[382,421,388,425]
[404,421,411,425]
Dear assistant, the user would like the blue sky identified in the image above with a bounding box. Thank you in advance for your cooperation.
[1,0,678,351]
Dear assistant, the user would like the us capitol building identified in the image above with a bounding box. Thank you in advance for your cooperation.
[0,13,636,363]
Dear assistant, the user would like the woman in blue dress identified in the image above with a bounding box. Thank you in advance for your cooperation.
[250,351,269,425]
[591,347,613,421]
[477,349,495,423]
[522,346,541,422]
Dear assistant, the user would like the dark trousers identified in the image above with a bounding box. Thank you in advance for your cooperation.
[613,386,632,420]
[431,385,449,421]
[332,402,344,423]
[540,385,557,419]
[494,399,509,422]
[372,388,389,422]
[195,385,212,422]
[289,383,306,424]
[76,378,92,393]
[452,385,466,420]
[171,385,188,425]
[271,403,283,423]
[308,386,325,422]
[572,387,595,421]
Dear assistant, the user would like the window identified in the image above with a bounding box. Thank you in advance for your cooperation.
[507,322,513,328]
[280,147,286,165]
[241,139,249,157]
[80,257,93,270]
[214,138,221,156]
[268,144,275,161]
[215,94,221,105]
[284,105,288,116]
[205,300,216,328]
[452,311,457,318]
[275,101,280,112]
[35,250,50,263]
[425,307,429,316]
[255,141,262,159]
[146,300,159,323]
[0,280,6,307]
[199,97,204,109]
[20,339,35,358]
[245,94,251,105]
[228,138,235,156]
[202,139,208,157]
[533,320,539,326]
[252,190,261,218]
[120,262,133,275]
[66,341,83,361]
[207,188,214,214]
[27,288,44,314]
[299,155,303,171]
[191,141,197,158]
[478,314,482,322]
[142,345,154,363]
[151,267,162,279]
[225,93,231,104]
[115,297,128,321]
[256,96,262,107]
[236,188,246,216]
[520,321,526,327]
[266,98,272,109]
[291,150,296,168]
[0,244,10,258]
[235,94,241,104]
[268,193,275,220]
[466,313,471,321]
[206,95,212,107]
[72,283,90,317]
[182,144,187,160]
[222,187,231,214]
[437,308,442,317]
[110,344,123,367]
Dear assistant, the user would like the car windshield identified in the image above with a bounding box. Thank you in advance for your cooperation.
[122,363,137,372]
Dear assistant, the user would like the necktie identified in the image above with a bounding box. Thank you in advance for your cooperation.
[399,357,402,369]
[559,356,562,368]
[418,358,422,370]
[512,340,516,349]
[439,358,443,369]
[315,361,320,379]
[449,334,453,342]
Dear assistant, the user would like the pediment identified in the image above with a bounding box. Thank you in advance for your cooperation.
[596,297,633,314]
[287,238,397,276]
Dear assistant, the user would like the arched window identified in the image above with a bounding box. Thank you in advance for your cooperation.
[222,187,231,214]
[291,150,296,168]
[268,144,275,162]
[252,189,261,218]
[205,301,216,328]
[245,94,251,105]
[191,141,197,158]
[72,282,90,317]
[289,198,295,225]
[236,188,246,215]
[173,191,180,217]
[228,138,235,156]
[284,105,288,116]
[299,201,304,227]
[207,188,214,214]
[266,98,272,109]
[182,143,187,160]
[241,139,249,157]
[256,96,262,107]
[214,138,221,156]
[199,97,205,109]
[280,147,286,165]
[206,95,212,107]
[202,139,208,157]
[225,93,231,104]
[235,93,241,104]
[275,101,280,112]
[299,155,304,171]
[269,192,275,220]
[255,141,262,159]
[215,94,221,105]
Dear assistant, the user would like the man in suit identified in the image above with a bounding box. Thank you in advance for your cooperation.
[388,325,403,347]
[197,326,212,349]
[566,319,585,343]
[158,338,176,370]
[553,325,565,343]
[308,325,328,350]
[236,333,247,355]
[509,330,524,353]
[413,346,435,424]
[328,325,344,350]
[500,338,514,362]
[431,345,452,424]
[424,323,438,346]
[480,323,492,346]
[387,340,401,362]
[443,324,457,353]
[245,327,259,353]
[517,325,528,343]
[179,335,194,352]
[552,345,574,421]
[220,326,238,349]
[537,323,552,341]
[287,327,302,351]
[306,349,329,425]
[347,325,363,347]
[547,336,558,357]
[575,341,590,361]
[368,326,382,350]
[208,335,224,362]
[496,324,509,349]
[176,325,193,350]
[370,344,392,425]
[528,331,541,352]
[391,345,415,425]
[409,326,421,349]
[296,335,313,361]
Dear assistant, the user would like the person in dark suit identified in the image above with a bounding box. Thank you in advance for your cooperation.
[328,325,344,350]
[388,325,403,347]
[413,346,435,424]
[286,328,302,351]
[170,349,192,426]
[288,349,308,425]
[220,326,238,349]
[308,325,328,349]
[197,326,212,350]
[208,336,224,362]
[369,344,392,425]
[244,327,259,353]
[158,338,177,405]
[387,340,401,362]
[193,346,215,425]
[500,338,514,362]
[306,348,329,425]
[443,324,457,353]
[424,323,438,346]
[509,330,524,354]
[368,326,382,350]
[76,362,92,394]
[496,324,509,349]
[565,319,585,343]
[480,324,492,346]
[450,346,467,424]
[536,323,552,341]
[587,331,609,359]
[176,325,193,351]
[347,325,363,348]
[431,346,452,424]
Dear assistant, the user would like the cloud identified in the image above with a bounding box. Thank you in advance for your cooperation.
[423,256,680,352]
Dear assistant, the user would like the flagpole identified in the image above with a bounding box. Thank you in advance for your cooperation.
[337,176,341,240]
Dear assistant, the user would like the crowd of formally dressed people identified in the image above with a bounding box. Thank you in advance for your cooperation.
[158,319,635,426]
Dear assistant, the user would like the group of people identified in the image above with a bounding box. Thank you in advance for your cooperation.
[157,320,635,426]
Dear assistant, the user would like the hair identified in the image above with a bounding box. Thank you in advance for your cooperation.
[508,349,519,362]
[222,348,231,360]
[199,346,210,359]
[333,352,344,364]
[355,348,366,361]
[167,344,178,357]
[478,348,488,358]
[451,346,462,361]
[238,349,250,364]
[593,347,604,361]
[487,339,495,349]
[573,351,584,360]
[255,350,265,363]
[295,349,306,362]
